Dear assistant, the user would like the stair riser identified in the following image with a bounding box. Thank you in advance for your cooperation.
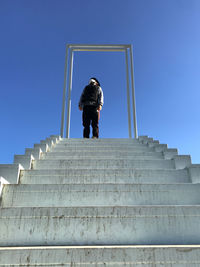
[43,152,163,160]
[21,168,189,178]
[54,143,143,147]
[1,247,200,266]
[33,159,174,170]
[60,139,140,143]
[51,146,154,152]
[20,175,190,184]
[2,189,200,207]
[20,169,190,184]
[1,215,200,246]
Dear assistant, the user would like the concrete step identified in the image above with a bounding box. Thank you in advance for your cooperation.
[2,184,200,207]
[51,147,154,154]
[59,139,142,147]
[52,142,149,147]
[59,138,141,145]
[1,245,200,266]
[1,206,200,246]
[43,151,164,160]
[60,137,141,142]
[20,168,190,184]
[33,158,175,170]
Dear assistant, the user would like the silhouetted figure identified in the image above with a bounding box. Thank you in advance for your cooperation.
[79,78,104,138]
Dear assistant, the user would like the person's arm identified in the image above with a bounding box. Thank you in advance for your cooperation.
[78,87,86,110]
[97,87,104,110]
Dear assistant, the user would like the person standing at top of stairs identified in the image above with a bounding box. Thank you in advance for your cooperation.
[79,77,104,139]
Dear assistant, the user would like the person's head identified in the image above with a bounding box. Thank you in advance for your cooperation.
[89,77,100,86]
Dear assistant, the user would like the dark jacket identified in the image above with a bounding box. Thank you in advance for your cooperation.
[79,84,104,108]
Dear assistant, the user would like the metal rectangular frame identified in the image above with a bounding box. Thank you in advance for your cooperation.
[60,44,138,139]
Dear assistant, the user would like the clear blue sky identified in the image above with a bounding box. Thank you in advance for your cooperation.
[0,0,200,163]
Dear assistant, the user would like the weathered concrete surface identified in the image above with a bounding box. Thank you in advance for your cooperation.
[49,134,61,143]
[0,177,9,198]
[1,245,200,266]
[14,154,34,169]
[55,141,143,147]
[189,164,200,183]
[0,137,200,265]
[43,150,164,159]
[2,183,200,207]
[33,158,175,169]
[173,155,191,169]
[0,164,23,184]
[163,149,178,159]
[34,143,49,152]
[20,168,190,184]
[52,142,154,151]
[25,147,42,160]
[59,138,141,143]
[1,206,200,246]
[40,139,54,148]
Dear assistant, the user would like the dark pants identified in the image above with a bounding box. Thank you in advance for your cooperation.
[83,105,99,138]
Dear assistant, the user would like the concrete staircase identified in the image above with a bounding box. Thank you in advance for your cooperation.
[1,136,200,266]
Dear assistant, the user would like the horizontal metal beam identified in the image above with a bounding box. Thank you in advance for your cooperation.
[72,48,125,52]
[68,44,131,49]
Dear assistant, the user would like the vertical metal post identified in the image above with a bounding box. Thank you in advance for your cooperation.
[66,48,74,138]
[125,48,132,138]
[60,45,69,137]
[129,45,138,139]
